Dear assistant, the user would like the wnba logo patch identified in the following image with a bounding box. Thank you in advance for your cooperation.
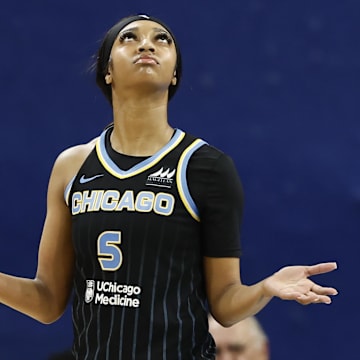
[146,167,176,188]
[85,280,95,303]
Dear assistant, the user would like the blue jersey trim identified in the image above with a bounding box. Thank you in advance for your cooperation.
[177,139,207,222]
[96,128,186,179]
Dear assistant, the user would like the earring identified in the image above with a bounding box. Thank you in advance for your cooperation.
[171,77,177,86]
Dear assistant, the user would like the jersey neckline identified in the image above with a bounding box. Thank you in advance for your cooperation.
[95,127,185,179]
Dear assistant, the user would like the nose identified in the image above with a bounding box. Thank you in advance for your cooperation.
[138,37,155,53]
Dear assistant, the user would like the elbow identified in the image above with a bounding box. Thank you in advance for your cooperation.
[209,307,236,328]
[212,316,236,328]
[209,298,245,328]
[36,308,65,324]
[32,278,68,324]
[208,311,235,329]
[219,321,235,328]
[32,296,67,324]
[38,317,56,325]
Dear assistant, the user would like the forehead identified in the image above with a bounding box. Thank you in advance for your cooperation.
[211,322,253,345]
[120,20,169,33]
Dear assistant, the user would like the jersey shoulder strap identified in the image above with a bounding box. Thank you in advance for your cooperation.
[176,133,208,222]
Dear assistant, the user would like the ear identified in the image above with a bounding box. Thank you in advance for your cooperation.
[171,70,177,86]
[105,72,112,85]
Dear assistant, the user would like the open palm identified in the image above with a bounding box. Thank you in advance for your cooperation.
[264,262,338,305]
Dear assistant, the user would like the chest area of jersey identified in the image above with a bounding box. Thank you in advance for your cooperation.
[71,165,179,217]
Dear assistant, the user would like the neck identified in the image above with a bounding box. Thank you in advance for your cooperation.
[110,95,173,156]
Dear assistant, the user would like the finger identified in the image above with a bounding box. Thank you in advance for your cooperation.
[295,293,317,305]
[280,289,316,302]
[296,293,333,305]
[305,262,338,277]
[311,284,338,296]
[310,294,333,304]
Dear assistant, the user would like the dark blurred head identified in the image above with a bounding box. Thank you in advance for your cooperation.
[48,349,74,360]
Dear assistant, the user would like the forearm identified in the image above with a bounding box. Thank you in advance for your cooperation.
[0,272,59,324]
[211,280,273,327]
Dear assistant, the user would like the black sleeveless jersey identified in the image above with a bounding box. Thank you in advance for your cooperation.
[65,127,218,359]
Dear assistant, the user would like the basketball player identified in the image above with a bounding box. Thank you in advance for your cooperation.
[0,14,338,359]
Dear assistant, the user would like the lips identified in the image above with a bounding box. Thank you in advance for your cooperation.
[134,55,158,65]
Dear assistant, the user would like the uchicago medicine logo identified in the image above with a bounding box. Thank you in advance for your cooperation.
[84,279,142,308]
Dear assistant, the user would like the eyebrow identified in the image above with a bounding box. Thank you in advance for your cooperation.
[228,344,246,351]
[119,26,171,35]
[153,27,171,34]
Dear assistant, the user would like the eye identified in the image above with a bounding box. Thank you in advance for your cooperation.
[228,344,246,354]
[155,32,173,44]
[119,31,137,42]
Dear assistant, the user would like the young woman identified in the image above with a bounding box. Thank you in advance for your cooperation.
[0,14,338,359]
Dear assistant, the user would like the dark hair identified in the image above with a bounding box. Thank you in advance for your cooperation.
[95,14,182,106]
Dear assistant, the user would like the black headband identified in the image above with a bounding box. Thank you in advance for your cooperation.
[97,14,182,102]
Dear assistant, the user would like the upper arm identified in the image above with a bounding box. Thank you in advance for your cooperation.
[188,150,243,257]
[35,152,75,314]
[35,143,93,315]
[191,150,244,319]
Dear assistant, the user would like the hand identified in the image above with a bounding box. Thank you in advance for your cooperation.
[263,262,338,305]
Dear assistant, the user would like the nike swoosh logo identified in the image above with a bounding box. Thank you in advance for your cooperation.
[79,174,104,184]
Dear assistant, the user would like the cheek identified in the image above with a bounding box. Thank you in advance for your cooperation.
[160,47,177,70]
[245,347,260,358]
[162,55,177,78]
[110,48,131,71]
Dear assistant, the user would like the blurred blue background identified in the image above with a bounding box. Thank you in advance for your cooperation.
[0,0,357,358]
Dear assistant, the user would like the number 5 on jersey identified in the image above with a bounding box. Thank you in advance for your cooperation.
[97,231,123,271]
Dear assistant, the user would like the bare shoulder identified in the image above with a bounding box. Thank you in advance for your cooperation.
[52,137,99,189]
[58,137,97,161]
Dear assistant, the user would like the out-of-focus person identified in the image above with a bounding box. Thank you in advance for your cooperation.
[209,314,270,359]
